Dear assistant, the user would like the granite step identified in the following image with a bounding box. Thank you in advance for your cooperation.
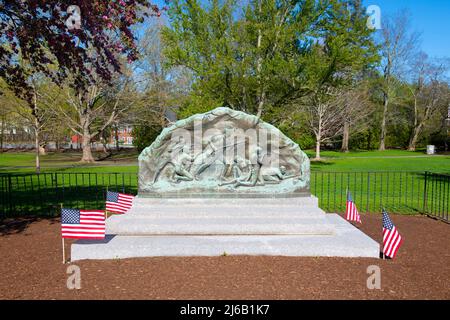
[130,196,320,208]
[71,214,379,261]
[125,205,327,218]
[106,217,335,236]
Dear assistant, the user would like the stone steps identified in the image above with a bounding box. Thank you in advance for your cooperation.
[71,215,380,261]
[106,217,334,235]
[70,196,380,261]
[131,196,319,208]
[107,196,331,235]
[125,206,327,218]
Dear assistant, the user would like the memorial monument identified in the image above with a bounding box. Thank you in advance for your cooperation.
[138,107,310,196]
[71,107,379,260]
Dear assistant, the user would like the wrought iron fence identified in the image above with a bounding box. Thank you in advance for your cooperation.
[311,171,428,215]
[423,172,450,222]
[0,171,448,220]
[0,172,137,218]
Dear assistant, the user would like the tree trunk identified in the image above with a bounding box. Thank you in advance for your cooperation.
[34,124,40,174]
[101,142,108,154]
[0,114,4,153]
[407,123,423,151]
[115,125,120,152]
[256,91,266,119]
[81,133,95,162]
[315,138,321,160]
[341,121,350,152]
[445,136,448,152]
[80,114,95,163]
[255,2,265,120]
[379,93,388,151]
[314,124,321,160]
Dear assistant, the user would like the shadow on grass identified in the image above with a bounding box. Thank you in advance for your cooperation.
[1,183,137,219]
[310,160,334,167]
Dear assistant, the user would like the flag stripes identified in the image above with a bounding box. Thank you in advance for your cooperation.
[382,209,403,259]
[106,191,134,214]
[61,209,105,239]
[345,191,361,223]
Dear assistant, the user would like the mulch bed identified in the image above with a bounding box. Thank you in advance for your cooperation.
[0,214,449,300]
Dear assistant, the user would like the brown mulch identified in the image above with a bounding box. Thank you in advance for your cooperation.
[0,214,449,300]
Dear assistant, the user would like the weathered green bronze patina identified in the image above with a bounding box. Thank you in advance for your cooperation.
[138,107,310,197]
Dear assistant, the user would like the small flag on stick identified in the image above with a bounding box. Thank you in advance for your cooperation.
[106,190,134,214]
[61,209,105,239]
[345,190,361,223]
[382,209,403,259]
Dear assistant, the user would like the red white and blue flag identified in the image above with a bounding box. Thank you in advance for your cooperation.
[382,209,403,259]
[345,190,361,223]
[106,191,134,214]
[61,209,105,239]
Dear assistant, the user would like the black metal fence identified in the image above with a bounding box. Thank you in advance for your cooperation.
[0,172,137,218]
[0,171,449,221]
[423,172,450,222]
[311,171,428,215]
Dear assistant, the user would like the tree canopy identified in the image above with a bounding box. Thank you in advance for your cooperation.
[0,0,160,101]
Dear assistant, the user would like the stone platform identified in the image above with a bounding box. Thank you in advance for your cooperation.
[70,196,379,261]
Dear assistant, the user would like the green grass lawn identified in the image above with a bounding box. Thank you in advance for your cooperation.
[1,149,449,173]
[1,149,448,217]
[0,151,138,173]
[307,150,450,173]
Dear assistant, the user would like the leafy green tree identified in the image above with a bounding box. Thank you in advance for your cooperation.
[0,0,161,102]
[162,0,336,118]
[294,0,379,159]
[163,0,378,160]
[0,77,62,172]
[132,124,163,152]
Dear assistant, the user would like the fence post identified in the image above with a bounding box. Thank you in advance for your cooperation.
[8,175,12,216]
[366,172,370,214]
[423,171,428,214]
[54,173,59,215]
[0,176,5,217]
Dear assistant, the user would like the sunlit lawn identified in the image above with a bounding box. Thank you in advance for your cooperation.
[1,149,449,173]
[0,151,138,173]
[306,150,450,173]
[1,149,448,215]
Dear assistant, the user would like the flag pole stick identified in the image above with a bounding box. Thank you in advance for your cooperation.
[381,206,386,260]
[382,209,385,260]
[105,186,108,219]
[60,203,65,264]
[62,238,65,264]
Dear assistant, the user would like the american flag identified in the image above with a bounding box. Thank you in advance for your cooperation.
[382,209,403,259]
[106,191,134,214]
[345,190,361,223]
[61,209,105,239]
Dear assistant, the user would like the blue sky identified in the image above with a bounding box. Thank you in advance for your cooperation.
[363,0,450,58]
